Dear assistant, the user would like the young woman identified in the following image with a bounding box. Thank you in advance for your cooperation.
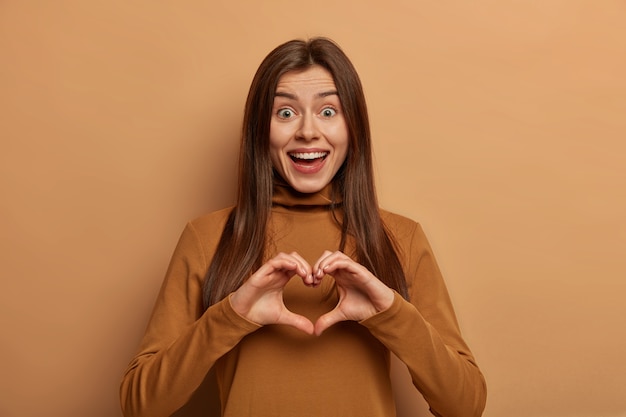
[120,37,486,417]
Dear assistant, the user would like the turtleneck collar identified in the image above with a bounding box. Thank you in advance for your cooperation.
[272,177,341,208]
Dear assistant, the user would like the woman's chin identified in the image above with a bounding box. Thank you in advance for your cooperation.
[285,177,331,194]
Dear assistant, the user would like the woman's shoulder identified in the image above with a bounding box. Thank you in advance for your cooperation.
[186,206,234,237]
[379,208,428,244]
[380,208,420,230]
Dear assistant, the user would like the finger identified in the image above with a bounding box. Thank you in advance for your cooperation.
[265,256,299,277]
[248,256,300,289]
[268,252,311,284]
[273,252,314,277]
[285,252,314,284]
[314,308,346,336]
[319,255,366,281]
[313,250,338,278]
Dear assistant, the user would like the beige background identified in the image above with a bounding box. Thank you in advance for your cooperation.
[1,1,625,416]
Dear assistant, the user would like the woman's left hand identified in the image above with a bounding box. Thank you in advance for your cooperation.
[312,250,395,336]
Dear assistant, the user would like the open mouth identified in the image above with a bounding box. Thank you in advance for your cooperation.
[289,151,329,165]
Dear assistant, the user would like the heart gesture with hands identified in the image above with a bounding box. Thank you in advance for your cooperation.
[312,250,395,335]
[230,252,318,335]
[230,250,395,336]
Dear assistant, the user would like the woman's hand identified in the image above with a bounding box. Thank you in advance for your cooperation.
[313,250,395,336]
[230,252,316,335]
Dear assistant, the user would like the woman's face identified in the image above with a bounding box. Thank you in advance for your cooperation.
[269,65,349,194]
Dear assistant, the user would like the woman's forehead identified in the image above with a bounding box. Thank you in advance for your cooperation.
[275,65,337,92]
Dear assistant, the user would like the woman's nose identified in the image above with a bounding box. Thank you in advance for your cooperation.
[295,112,320,141]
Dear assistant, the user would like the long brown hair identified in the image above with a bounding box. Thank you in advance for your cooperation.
[203,38,408,308]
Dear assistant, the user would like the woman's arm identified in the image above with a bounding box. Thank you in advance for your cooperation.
[120,219,323,417]
[360,221,486,417]
[119,222,260,417]
[313,218,486,417]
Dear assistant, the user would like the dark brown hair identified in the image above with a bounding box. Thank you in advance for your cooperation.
[203,37,408,308]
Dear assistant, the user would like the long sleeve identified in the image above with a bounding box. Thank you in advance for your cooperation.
[119,220,261,417]
[361,220,487,417]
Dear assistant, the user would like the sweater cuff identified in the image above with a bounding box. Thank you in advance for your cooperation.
[210,294,262,334]
[359,291,411,329]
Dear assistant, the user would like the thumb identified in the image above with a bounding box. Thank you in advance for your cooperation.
[277,310,315,335]
[314,308,346,336]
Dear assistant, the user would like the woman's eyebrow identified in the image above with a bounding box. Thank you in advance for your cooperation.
[274,90,338,100]
[274,91,297,100]
[318,90,338,98]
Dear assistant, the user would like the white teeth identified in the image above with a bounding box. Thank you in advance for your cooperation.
[290,151,328,160]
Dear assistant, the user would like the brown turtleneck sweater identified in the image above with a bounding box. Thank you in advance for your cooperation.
[120,184,486,417]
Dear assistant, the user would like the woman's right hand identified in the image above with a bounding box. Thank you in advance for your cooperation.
[229,252,317,335]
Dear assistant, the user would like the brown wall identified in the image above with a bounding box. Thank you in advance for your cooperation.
[1,1,625,416]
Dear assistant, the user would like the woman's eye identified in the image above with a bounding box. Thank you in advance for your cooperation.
[321,107,337,118]
[277,109,294,119]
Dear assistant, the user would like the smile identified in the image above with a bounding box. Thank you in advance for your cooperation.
[289,151,329,162]
[287,151,329,174]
